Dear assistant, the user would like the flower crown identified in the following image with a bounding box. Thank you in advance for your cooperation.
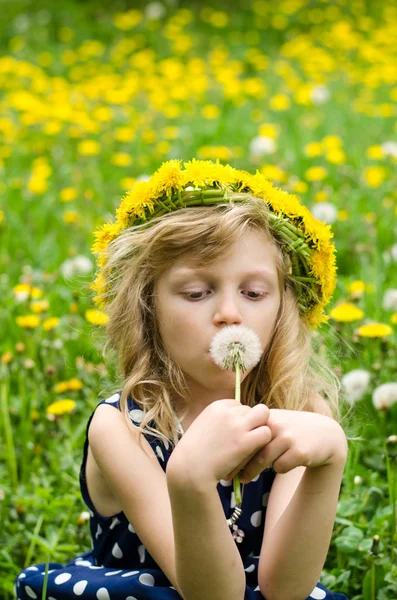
[91,159,337,330]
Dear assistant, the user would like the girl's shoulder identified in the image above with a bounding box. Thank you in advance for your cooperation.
[96,391,148,425]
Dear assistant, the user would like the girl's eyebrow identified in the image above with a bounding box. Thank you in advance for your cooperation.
[171,267,276,282]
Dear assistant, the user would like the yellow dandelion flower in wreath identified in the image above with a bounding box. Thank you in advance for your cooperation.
[90,159,338,329]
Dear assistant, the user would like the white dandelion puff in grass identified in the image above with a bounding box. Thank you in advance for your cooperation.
[372,383,397,411]
[341,369,371,404]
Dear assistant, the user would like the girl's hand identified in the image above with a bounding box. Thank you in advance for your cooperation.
[226,408,348,483]
[166,399,272,486]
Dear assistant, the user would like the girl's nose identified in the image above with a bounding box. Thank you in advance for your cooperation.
[213,293,243,325]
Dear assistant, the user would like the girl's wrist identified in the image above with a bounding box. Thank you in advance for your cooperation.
[166,452,218,492]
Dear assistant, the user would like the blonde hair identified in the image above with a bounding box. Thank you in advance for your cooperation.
[97,194,342,451]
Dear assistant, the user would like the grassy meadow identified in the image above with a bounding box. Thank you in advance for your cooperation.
[0,0,397,598]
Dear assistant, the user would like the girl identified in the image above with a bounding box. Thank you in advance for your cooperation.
[15,159,349,600]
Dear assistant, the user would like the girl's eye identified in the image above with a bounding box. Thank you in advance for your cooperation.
[182,290,266,300]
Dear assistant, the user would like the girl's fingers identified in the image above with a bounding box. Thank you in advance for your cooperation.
[240,436,290,482]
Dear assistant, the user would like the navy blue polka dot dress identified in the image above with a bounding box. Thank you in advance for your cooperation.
[15,393,349,600]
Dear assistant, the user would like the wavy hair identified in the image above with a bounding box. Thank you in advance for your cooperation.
[96,194,342,451]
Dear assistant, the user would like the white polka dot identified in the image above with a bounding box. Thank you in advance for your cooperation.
[89,510,94,518]
[121,571,139,577]
[129,408,144,423]
[244,564,255,573]
[163,438,170,450]
[88,565,104,569]
[75,559,92,567]
[138,573,155,586]
[18,573,26,579]
[138,544,146,563]
[262,491,270,507]
[126,597,138,600]
[48,597,57,600]
[105,570,122,576]
[26,567,39,571]
[24,587,37,599]
[73,580,88,595]
[220,479,233,487]
[40,569,55,575]
[250,510,262,527]
[96,588,110,600]
[155,446,164,461]
[105,393,120,403]
[310,586,327,599]
[109,517,121,530]
[112,542,123,559]
[55,573,72,585]
[95,524,103,539]
[128,523,135,534]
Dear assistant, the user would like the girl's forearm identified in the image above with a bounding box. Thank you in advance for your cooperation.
[166,463,246,600]
[258,458,347,600]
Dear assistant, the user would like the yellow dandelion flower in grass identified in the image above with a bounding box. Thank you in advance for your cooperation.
[54,381,69,393]
[113,9,142,30]
[329,303,364,322]
[348,280,365,297]
[46,399,76,416]
[42,317,60,331]
[60,187,78,202]
[63,211,80,224]
[269,94,290,111]
[391,313,397,324]
[16,315,40,328]
[68,378,83,390]
[357,323,393,338]
[111,153,132,167]
[304,142,323,157]
[363,166,387,187]
[326,149,346,164]
[0,210,4,224]
[1,351,13,364]
[201,105,220,119]
[366,145,385,160]
[30,299,49,313]
[337,209,349,221]
[290,180,308,193]
[260,164,287,183]
[305,166,328,182]
[13,284,43,300]
[78,140,101,156]
[28,176,48,195]
[259,123,279,139]
[85,309,109,325]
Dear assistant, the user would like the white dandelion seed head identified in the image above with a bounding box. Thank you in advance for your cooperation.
[60,255,93,278]
[383,288,397,311]
[145,2,167,20]
[381,141,397,159]
[372,383,397,410]
[310,202,338,224]
[249,136,276,157]
[311,85,330,104]
[209,325,263,372]
[341,369,371,404]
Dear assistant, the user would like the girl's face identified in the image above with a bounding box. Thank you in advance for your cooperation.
[154,229,282,406]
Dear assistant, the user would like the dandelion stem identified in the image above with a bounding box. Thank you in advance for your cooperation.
[233,360,242,504]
